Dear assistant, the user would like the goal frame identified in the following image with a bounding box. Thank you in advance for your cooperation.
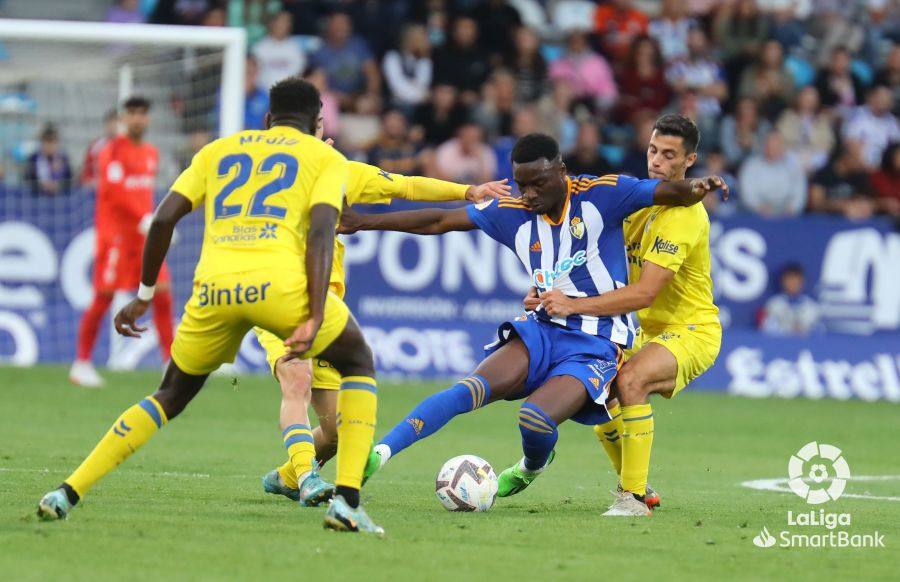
[0,18,247,136]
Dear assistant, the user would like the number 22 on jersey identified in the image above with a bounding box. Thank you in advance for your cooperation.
[214,152,298,220]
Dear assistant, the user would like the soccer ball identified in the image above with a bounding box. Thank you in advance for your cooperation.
[435,454,498,512]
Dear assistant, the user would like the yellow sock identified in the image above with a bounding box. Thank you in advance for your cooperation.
[335,376,377,490]
[66,396,168,498]
[593,402,623,475]
[277,459,298,490]
[282,424,315,485]
[620,403,654,496]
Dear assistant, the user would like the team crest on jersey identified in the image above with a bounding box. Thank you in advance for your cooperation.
[569,216,585,239]
[407,418,424,435]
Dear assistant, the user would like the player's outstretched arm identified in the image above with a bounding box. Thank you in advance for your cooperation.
[404,176,511,203]
[540,262,675,318]
[652,175,729,207]
[339,205,476,235]
[114,191,193,337]
[285,203,338,356]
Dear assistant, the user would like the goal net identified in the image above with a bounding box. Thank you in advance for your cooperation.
[0,19,255,370]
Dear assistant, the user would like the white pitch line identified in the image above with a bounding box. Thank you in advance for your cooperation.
[0,467,211,479]
[741,475,900,502]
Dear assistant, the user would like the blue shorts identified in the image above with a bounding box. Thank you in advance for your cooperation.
[484,313,621,425]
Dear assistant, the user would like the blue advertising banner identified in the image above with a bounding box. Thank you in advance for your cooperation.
[1,189,898,402]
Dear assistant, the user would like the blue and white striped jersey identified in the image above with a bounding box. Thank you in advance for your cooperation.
[466,174,659,347]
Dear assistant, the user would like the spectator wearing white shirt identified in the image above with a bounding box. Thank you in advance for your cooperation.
[842,85,900,170]
[761,264,822,336]
[666,28,727,118]
[649,0,695,63]
[382,25,433,112]
[252,11,305,91]
[739,130,807,216]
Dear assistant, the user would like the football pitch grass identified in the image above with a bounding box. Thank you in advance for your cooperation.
[1,366,897,581]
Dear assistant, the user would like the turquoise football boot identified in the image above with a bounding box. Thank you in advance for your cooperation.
[324,495,384,536]
[261,469,300,502]
[37,488,73,521]
[497,450,556,497]
[297,470,334,507]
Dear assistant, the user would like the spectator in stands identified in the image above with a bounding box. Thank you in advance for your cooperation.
[24,125,72,196]
[760,0,810,50]
[228,0,281,46]
[666,28,727,119]
[616,35,671,123]
[564,122,612,177]
[412,84,470,147]
[713,0,769,93]
[473,69,519,141]
[472,0,522,61]
[670,90,719,153]
[809,143,877,220]
[535,81,577,149]
[368,109,421,176]
[310,12,381,113]
[739,130,806,216]
[842,85,900,170]
[242,56,269,130]
[80,109,119,188]
[720,97,771,168]
[150,0,211,25]
[107,0,145,24]
[761,263,822,336]
[776,86,835,175]
[548,31,618,113]
[494,107,540,184]
[737,39,795,120]
[432,16,489,106]
[648,0,695,64]
[434,122,497,185]
[691,148,738,217]
[503,27,547,103]
[874,43,899,116]
[593,0,649,62]
[814,46,866,112]
[871,144,900,217]
[382,24,432,113]
[305,66,340,139]
[619,110,655,179]
[252,11,305,92]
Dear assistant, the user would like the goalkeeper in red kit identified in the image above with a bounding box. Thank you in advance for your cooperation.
[70,97,174,387]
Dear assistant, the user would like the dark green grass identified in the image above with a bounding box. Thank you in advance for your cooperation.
[0,366,897,581]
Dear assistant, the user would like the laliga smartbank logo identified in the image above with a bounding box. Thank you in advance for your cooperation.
[752,442,885,549]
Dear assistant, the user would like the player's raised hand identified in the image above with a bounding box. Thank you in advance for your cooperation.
[690,175,729,201]
[523,286,541,311]
[337,202,363,234]
[114,299,150,338]
[539,289,577,317]
[284,317,322,358]
[465,179,511,203]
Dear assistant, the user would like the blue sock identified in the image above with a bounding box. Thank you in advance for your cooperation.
[380,375,490,457]
[518,402,558,470]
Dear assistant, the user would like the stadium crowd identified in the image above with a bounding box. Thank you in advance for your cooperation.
[18,0,900,223]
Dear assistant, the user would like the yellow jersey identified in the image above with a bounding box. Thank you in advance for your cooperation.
[328,161,470,296]
[623,203,719,333]
[170,126,347,281]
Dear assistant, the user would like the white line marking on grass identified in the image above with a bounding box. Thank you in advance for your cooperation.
[0,467,211,479]
[741,475,900,502]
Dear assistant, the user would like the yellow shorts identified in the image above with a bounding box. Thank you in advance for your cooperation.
[171,269,350,376]
[624,323,722,397]
[256,328,343,390]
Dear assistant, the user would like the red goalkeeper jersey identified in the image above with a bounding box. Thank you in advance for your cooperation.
[95,135,158,243]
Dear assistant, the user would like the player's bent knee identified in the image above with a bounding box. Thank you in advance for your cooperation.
[152,362,207,420]
[276,358,312,401]
[616,367,649,403]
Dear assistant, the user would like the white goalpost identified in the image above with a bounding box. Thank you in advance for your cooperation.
[0,19,251,370]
